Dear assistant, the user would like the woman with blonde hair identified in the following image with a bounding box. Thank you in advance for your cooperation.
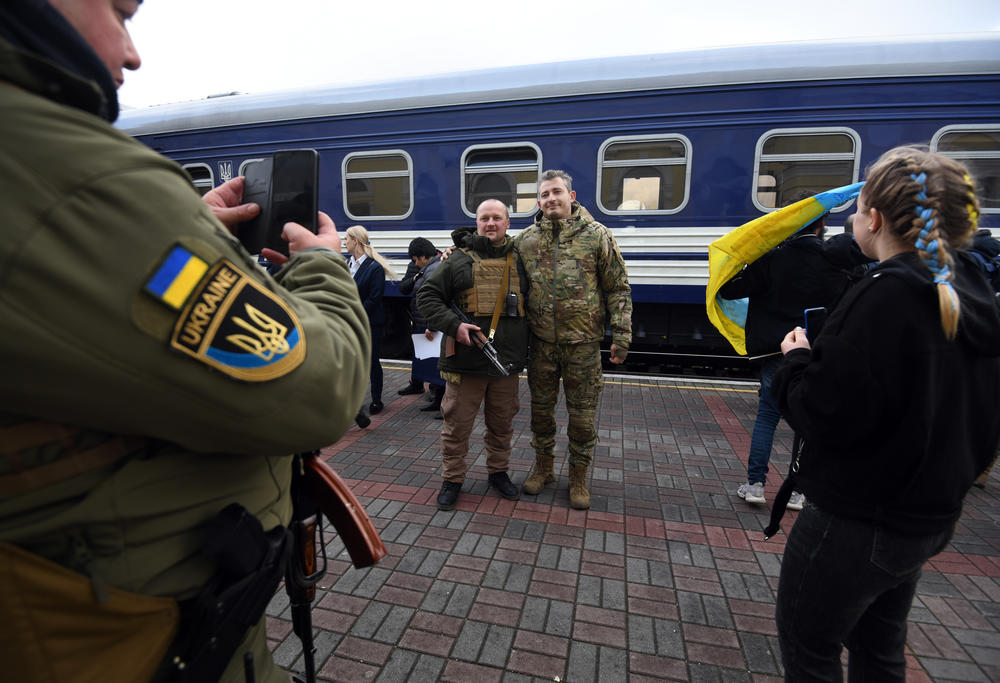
[772,146,1000,680]
[345,225,397,425]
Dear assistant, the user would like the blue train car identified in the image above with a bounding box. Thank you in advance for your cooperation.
[117,34,1000,365]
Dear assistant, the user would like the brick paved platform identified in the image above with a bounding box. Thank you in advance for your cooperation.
[266,363,1000,682]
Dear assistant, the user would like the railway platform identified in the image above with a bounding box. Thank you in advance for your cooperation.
[265,363,1000,682]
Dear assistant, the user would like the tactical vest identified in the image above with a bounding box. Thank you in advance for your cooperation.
[457,251,525,318]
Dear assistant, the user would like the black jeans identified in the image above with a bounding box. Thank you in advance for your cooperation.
[776,502,953,682]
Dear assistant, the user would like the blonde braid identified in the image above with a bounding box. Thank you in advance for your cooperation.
[908,171,960,340]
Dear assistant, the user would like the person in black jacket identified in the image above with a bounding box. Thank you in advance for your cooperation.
[772,147,1000,681]
[398,237,446,413]
[719,206,865,510]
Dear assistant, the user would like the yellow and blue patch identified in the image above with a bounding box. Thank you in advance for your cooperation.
[145,245,209,310]
[145,245,305,381]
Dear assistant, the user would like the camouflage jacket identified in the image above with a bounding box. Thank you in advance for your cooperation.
[515,202,632,353]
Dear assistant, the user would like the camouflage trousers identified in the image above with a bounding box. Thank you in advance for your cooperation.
[528,338,604,466]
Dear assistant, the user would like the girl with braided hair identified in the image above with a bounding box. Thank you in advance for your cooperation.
[771,146,1000,681]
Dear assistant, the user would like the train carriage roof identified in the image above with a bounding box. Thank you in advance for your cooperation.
[117,34,1000,135]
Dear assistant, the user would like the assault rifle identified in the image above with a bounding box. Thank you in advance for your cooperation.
[284,451,386,683]
[449,303,511,376]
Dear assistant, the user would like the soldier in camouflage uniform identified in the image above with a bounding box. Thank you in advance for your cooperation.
[517,170,632,509]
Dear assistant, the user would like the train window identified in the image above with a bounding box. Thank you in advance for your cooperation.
[461,143,542,218]
[752,128,860,211]
[238,158,265,176]
[183,163,214,196]
[342,150,414,220]
[597,135,691,215]
[932,125,1000,213]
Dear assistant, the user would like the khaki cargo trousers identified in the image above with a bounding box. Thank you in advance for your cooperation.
[440,373,521,482]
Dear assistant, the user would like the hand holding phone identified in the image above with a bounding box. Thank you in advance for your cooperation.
[238,149,319,256]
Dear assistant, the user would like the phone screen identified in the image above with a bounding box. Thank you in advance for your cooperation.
[270,150,318,238]
[804,307,827,341]
[237,149,318,256]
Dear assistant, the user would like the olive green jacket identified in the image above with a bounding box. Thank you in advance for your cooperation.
[416,228,529,376]
[0,36,370,683]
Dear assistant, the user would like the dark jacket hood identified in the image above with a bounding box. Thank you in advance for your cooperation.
[878,251,1000,358]
[455,228,518,257]
[0,0,119,121]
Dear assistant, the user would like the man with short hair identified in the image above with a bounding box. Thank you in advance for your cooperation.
[0,2,370,681]
[417,199,529,510]
[516,170,632,509]
[399,237,446,412]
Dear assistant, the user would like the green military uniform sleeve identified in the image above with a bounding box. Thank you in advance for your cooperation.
[596,224,633,354]
[1,150,370,456]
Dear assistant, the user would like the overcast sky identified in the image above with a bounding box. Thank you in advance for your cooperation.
[118,0,1000,109]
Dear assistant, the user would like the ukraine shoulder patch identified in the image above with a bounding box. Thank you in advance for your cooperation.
[162,255,306,381]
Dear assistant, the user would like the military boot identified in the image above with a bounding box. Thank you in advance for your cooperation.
[521,455,555,495]
[568,463,591,509]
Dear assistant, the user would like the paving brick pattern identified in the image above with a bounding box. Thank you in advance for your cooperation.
[266,364,1000,681]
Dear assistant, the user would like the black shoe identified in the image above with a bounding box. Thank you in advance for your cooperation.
[398,383,424,396]
[488,472,520,501]
[354,411,370,429]
[432,412,443,420]
[437,481,462,510]
[369,400,384,415]
[420,403,440,412]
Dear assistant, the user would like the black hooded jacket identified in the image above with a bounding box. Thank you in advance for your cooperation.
[773,251,1000,535]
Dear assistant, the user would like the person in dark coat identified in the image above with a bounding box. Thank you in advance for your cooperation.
[398,237,446,413]
[773,146,1000,680]
[345,225,396,427]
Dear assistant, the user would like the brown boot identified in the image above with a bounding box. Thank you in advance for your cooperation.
[568,463,591,510]
[522,456,555,495]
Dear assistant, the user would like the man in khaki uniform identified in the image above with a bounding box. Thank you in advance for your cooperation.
[417,200,529,510]
[0,1,369,681]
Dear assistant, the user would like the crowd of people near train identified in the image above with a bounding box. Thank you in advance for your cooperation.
[2,1,999,681]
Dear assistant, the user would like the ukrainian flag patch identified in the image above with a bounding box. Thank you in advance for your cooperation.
[146,245,209,310]
[164,258,307,381]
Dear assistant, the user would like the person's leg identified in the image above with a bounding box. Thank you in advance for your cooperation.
[524,338,560,494]
[561,342,603,509]
[777,504,952,683]
[746,356,781,487]
[369,325,384,409]
[440,377,486,483]
[561,342,604,467]
[843,526,952,681]
[482,374,520,474]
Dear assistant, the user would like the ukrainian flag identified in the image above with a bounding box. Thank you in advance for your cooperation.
[146,245,209,310]
[706,182,865,355]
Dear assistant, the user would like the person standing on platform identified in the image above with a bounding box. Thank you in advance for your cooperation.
[398,237,446,415]
[0,1,370,681]
[346,224,396,426]
[516,170,632,510]
[417,199,528,510]
[773,147,1000,680]
[719,202,860,510]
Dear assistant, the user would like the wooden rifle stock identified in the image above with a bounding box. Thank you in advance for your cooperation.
[300,454,386,568]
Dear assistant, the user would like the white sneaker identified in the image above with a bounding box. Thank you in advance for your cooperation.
[738,481,766,504]
[786,491,805,511]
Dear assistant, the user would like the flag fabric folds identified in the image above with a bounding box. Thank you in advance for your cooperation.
[705,182,865,355]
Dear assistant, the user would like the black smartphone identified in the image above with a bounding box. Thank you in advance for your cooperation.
[238,149,319,256]
[804,307,827,341]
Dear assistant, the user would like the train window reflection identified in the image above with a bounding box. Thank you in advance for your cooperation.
[753,128,860,212]
[932,126,1000,212]
[597,134,691,215]
[462,143,541,218]
[342,150,413,220]
[183,163,214,196]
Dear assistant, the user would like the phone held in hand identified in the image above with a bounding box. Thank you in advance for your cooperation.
[804,307,827,341]
[238,149,319,256]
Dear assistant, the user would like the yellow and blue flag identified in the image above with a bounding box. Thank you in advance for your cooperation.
[706,182,864,355]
